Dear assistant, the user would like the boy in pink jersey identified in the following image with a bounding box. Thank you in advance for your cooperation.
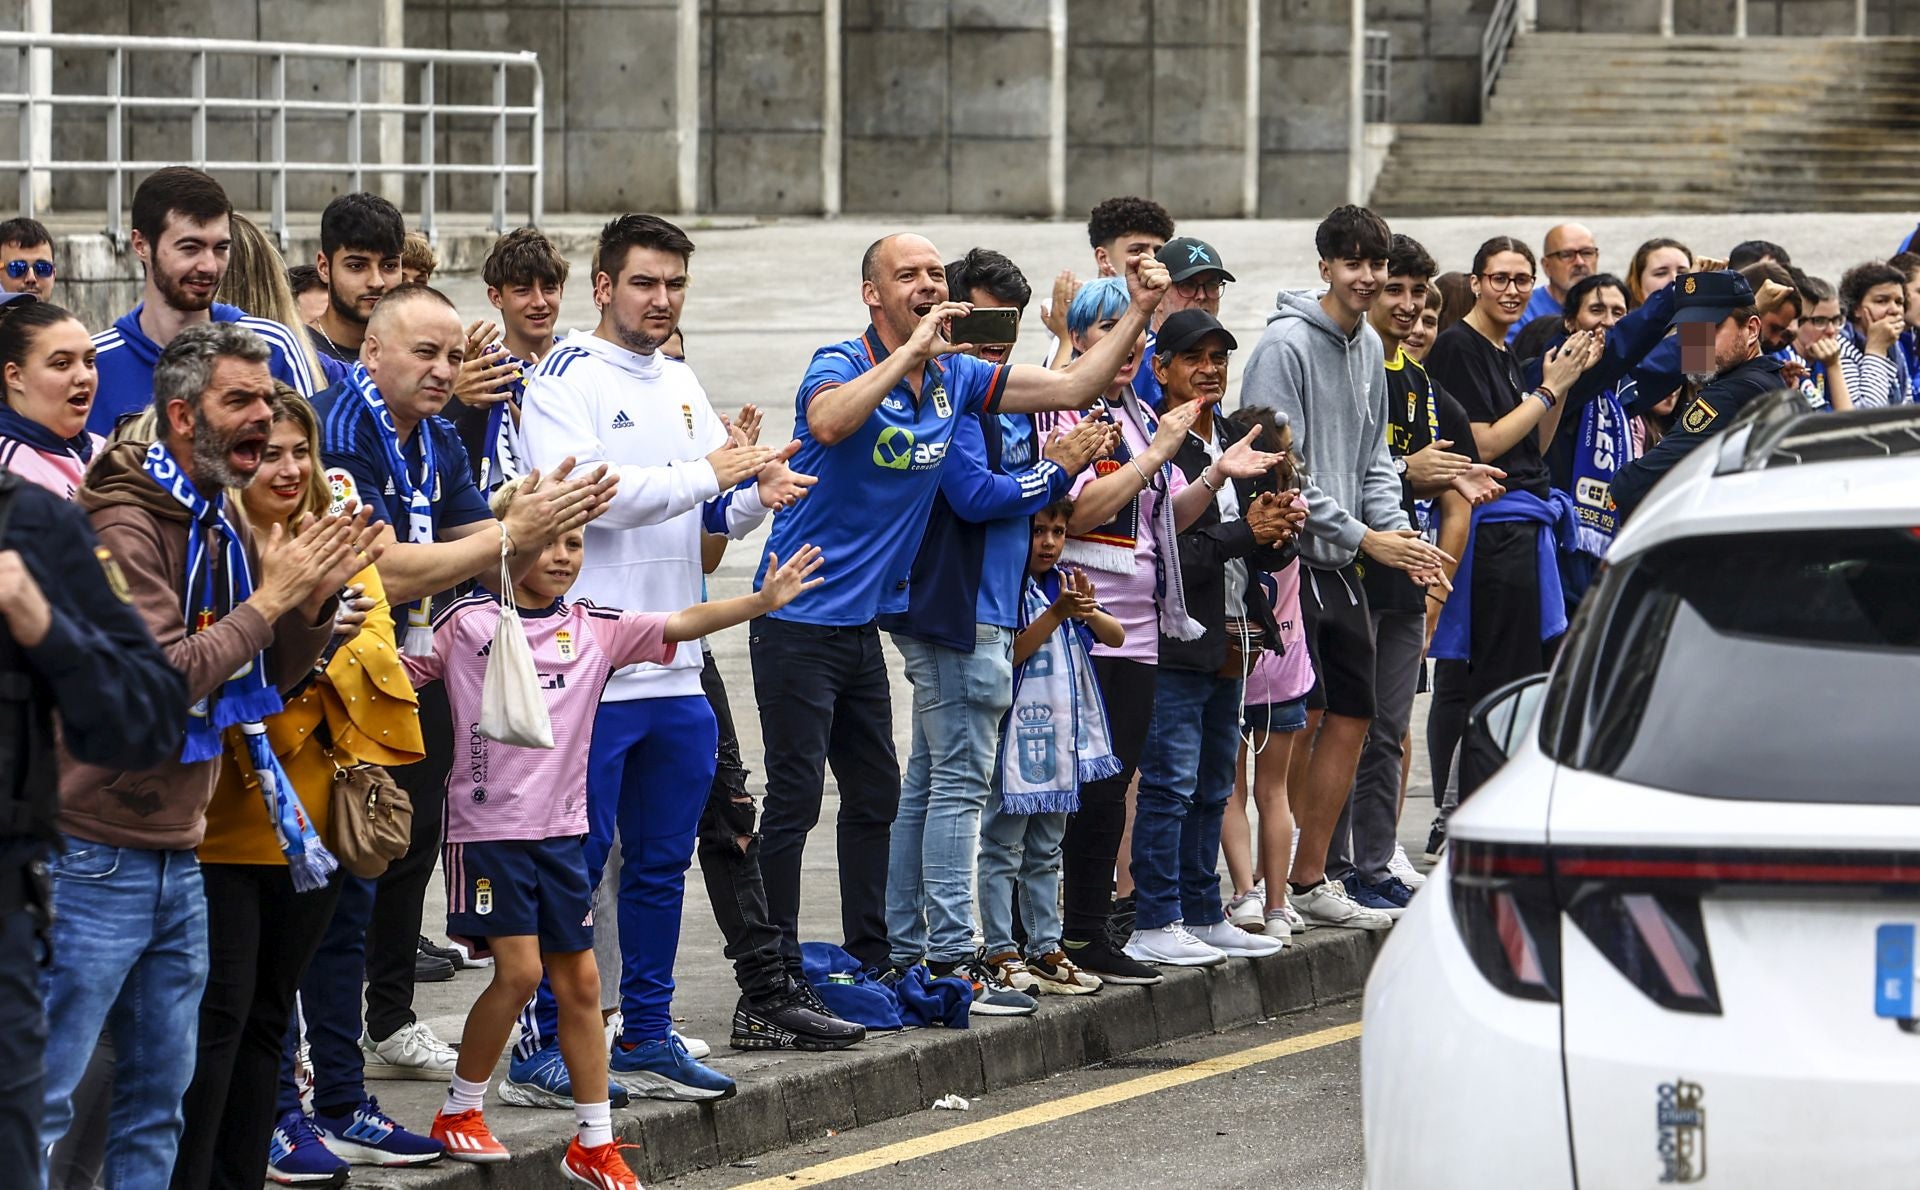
[402,480,822,1185]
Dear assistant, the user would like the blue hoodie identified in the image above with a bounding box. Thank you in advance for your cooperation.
[88,302,318,435]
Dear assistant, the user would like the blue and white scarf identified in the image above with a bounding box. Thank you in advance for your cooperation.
[141,443,335,889]
[347,363,436,655]
[995,569,1122,815]
[1567,383,1631,558]
[478,356,529,493]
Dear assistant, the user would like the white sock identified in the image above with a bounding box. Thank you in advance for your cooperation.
[576,1099,613,1148]
[446,1073,489,1114]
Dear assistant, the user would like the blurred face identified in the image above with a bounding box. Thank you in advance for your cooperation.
[1902,269,1920,324]
[1028,510,1068,574]
[1569,284,1628,336]
[1154,333,1232,408]
[1540,225,1598,295]
[363,300,466,427]
[1368,272,1431,349]
[1071,312,1144,392]
[294,285,329,325]
[964,287,1021,366]
[249,418,312,525]
[1797,296,1841,350]
[1321,254,1387,318]
[597,244,688,355]
[3,317,96,440]
[401,263,432,286]
[1638,247,1691,303]
[489,276,564,349]
[319,244,401,327]
[138,212,231,314]
[1404,305,1440,361]
[861,235,947,345]
[1852,282,1904,331]
[1093,230,1166,278]
[519,528,584,604]
[0,241,55,297]
[166,356,275,488]
[1165,271,1227,318]
[1757,302,1801,353]
[1472,251,1536,327]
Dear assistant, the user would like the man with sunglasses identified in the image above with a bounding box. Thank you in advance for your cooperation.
[0,219,55,300]
[1508,222,1598,345]
[1134,236,1234,410]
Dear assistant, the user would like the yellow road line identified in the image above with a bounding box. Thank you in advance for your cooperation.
[726,1020,1363,1188]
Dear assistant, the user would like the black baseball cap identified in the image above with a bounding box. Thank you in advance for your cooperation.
[1668,270,1755,324]
[1155,309,1238,357]
[1157,237,1236,285]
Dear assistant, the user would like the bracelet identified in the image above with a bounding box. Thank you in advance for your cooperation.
[1128,457,1153,486]
[1200,465,1224,492]
[1531,385,1558,410]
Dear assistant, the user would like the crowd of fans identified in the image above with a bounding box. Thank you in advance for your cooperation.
[0,173,1914,1189]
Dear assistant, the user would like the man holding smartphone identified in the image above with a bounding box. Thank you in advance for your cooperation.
[753,232,1168,984]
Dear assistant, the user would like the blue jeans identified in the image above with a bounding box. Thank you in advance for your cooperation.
[39,837,207,1189]
[976,802,1067,957]
[886,628,1013,966]
[518,695,718,1055]
[1131,670,1244,932]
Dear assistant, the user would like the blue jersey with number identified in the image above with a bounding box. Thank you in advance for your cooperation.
[758,325,1008,626]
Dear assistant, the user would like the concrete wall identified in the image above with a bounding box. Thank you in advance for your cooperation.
[1536,0,1920,34]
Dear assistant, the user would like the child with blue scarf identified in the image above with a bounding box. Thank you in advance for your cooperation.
[978,499,1124,998]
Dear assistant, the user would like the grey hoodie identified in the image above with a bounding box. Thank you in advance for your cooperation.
[1237,289,1407,569]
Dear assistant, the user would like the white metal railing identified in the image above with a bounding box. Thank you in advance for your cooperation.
[0,31,542,247]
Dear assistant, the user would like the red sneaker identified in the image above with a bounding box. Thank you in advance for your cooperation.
[562,1136,644,1188]
[429,1108,510,1163]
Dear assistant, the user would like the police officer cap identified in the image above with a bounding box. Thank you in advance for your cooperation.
[1668,270,1755,325]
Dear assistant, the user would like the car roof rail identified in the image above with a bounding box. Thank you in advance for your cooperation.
[1712,388,1813,476]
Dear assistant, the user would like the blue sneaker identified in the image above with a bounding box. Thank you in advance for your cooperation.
[266,1111,349,1186]
[501,1040,633,1110]
[1361,875,1416,919]
[313,1095,444,1166]
[1342,875,1408,921]
[609,1033,737,1101]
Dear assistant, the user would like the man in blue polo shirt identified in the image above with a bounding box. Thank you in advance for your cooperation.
[296,283,618,1166]
[753,231,1168,978]
[89,167,318,434]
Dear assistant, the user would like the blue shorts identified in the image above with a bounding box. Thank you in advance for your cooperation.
[443,836,595,952]
[1243,695,1309,734]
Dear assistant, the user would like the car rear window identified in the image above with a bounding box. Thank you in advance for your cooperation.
[1577,528,1920,804]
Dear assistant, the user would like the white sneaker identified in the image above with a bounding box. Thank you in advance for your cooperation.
[1188,919,1286,956]
[1261,907,1293,942]
[1225,890,1265,932]
[1389,843,1427,889]
[1288,880,1393,931]
[1123,921,1227,967]
[674,1030,711,1060]
[1267,901,1308,936]
[361,1022,457,1080]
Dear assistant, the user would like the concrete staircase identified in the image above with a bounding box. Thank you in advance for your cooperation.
[1372,33,1920,215]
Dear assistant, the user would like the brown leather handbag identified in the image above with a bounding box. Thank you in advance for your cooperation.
[324,756,413,879]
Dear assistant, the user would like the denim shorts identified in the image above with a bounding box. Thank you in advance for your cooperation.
[1243,695,1309,734]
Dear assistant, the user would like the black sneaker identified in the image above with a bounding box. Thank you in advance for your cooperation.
[1104,896,1137,953]
[412,947,455,984]
[792,978,849,1021]
[729,993,867,1052]
[1064,937,1163,986]
[1425,815,1448,863]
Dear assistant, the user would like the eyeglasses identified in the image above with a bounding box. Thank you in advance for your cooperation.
[1803,315,1841,330]
[1174,277,1227,298]
[1543,247,1600,263]
[1480,272,1535,293]
[5,260,52,279]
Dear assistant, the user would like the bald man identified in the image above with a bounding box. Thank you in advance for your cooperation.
[1508,222,1599,344]
[753,232,1169,982]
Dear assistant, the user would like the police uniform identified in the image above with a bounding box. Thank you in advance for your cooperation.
[1611,272,1786,520]
[0,471,182,1176]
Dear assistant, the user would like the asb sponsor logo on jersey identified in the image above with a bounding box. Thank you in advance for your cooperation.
[872,426,947,472]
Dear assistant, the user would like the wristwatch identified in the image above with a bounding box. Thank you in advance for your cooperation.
[1393,456,1409,477]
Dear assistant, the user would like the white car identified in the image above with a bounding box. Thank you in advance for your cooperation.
[1363,394,1920,1189]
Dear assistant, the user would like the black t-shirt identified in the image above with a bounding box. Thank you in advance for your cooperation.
[1425,322,1550,498]
[1358,349,1482,612]
[307,324,358,368]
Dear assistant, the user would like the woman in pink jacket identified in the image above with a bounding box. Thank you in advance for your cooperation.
[0,299,103,499]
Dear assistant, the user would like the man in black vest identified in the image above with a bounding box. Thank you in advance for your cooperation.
[0,471,183,1179]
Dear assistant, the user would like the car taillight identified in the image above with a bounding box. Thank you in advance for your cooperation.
[1564,890,1721,1015]
[1449,840,1561,1002]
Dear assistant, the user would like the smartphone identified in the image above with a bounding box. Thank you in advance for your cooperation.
[948,307,1020,346]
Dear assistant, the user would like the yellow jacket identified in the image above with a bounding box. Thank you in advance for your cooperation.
[199,564,425,866]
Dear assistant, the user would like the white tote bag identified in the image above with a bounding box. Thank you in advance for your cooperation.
[478,530,555,749]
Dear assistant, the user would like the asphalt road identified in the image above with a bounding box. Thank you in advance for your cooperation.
[657,1002,1365,1190]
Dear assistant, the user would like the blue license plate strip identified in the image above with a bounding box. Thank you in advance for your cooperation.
[1876,923,1915,1019]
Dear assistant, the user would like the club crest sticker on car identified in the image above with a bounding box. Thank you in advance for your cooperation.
[1656,1079,1706,1183]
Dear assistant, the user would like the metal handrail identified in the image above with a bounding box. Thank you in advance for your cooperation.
[0,30,543,247]
[1480,0,1522,116]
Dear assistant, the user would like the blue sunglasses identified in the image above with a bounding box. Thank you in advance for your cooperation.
[5,260,53,279]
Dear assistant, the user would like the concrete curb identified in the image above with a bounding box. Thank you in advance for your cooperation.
[400,928,1384,1188]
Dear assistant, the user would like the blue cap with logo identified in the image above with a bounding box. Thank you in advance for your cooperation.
[1667,270,1755,325]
